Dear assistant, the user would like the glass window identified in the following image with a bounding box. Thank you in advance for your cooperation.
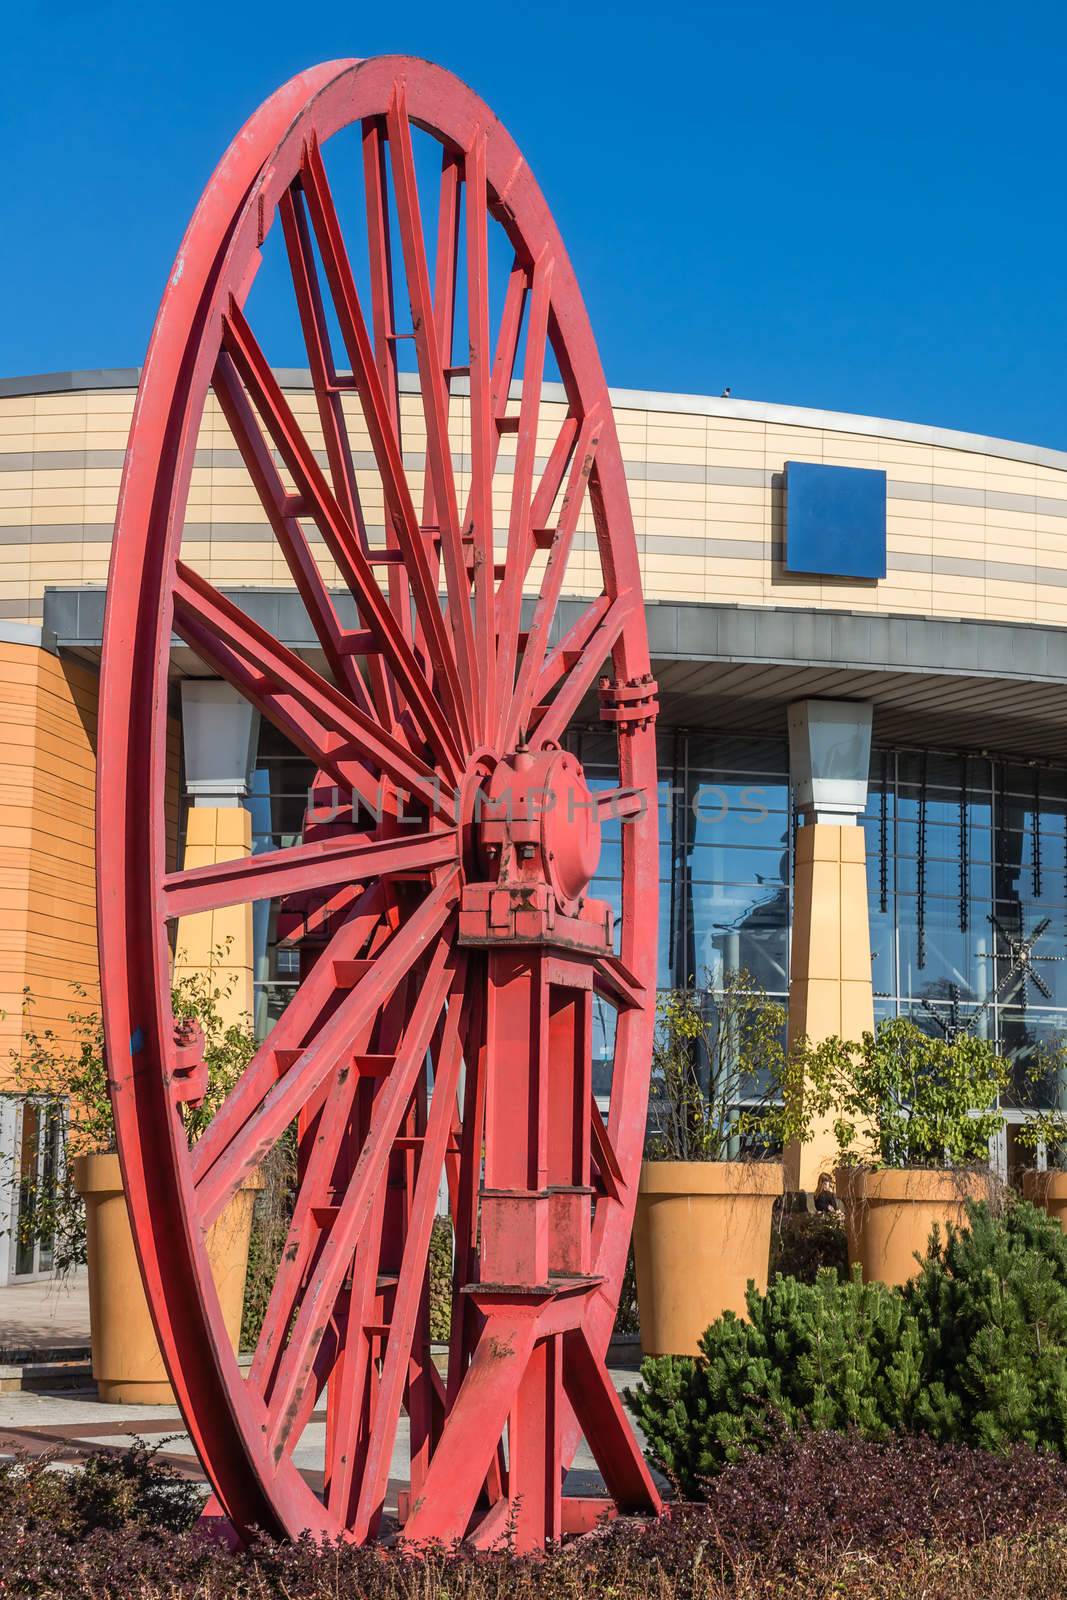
[14,1099,61,1278]
[865,746,1067,1091]
[224,716,1067,1104]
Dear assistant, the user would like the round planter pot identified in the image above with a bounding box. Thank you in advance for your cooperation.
[837,1166,990,1288]
[73,1151,261,1404]
[1022,1169,1067,1230]
[633,1160,783,1356]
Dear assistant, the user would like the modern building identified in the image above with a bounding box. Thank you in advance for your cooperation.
[3,366,1067,1277]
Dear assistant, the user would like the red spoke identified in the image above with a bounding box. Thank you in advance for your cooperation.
[162,827,457,918]
[532,592,611,702]
[187,884,390,1201]
[502,410,601,750]
[464,130,497,742]
[266,934,459,1456]
[351,957,469,1538]
[300,135,471,758]
[592,950,646,1012]
[385,84,478,742]
[172,564,448,817]
[173,587,377,815]
[410,149,461,712]
[422,148,462,528]
[493,252,555,738]
[249,1014,381,1413]
[531,591,636,745]
[323,1190,386,1511]
[360,114,418,653]
[279,187,366,545]
[361,117,401,434]
[321,967,417,1496]
[279,184,398,730]
[463,256,528,527]
[433,150,462,367]
[192,875,459,1227]
[211,351,373,719]
[589,1095,624,1203]
[220,298,463,778]
[255,955,411,1441]
[596,787,647,823]
[529,414,580,540]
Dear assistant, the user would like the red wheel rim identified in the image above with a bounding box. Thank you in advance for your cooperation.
[99,56,659,1544]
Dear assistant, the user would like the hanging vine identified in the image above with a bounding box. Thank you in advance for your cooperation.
[879,749,889,916]
[917,751,928,970]
[959,753,969,934]
[1033,765,1043,901]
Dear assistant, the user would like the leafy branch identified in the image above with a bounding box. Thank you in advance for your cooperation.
[3,943,257,1273]
[645,970,808,1162]
[798,1018,1010,1170]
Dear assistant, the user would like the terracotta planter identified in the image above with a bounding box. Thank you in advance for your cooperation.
[837,1166,991,1288]
[633,1160,783,1356]
[73,1151,261,1404]
[1023,1169,1067,1229]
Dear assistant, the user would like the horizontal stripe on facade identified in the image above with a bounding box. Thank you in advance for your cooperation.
[4,444,1067,526]
[2,521,1065,590]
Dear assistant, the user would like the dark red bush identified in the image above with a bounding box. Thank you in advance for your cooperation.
[695,1428,1067,1562]
[4,1435,1067,1598]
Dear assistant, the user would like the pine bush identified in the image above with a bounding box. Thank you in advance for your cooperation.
[628,1268,924,1493]
[906,1199,1067,1454]
[627,1200,1067,1493]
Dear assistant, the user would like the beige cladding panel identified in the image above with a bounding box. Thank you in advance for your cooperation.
[7,386,1067,623]
[0,643,100,1083]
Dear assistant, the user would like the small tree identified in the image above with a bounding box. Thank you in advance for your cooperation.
[1012,1040,1067,1170]
[5,948,256,1274]
[645,970,802,1162]
[798,1017,1009,1170]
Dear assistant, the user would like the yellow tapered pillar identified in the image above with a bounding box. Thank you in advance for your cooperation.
[174,680,259,1030]
[784,699,875,1192]
[784,821,874,1190]
[173,805,254,1028]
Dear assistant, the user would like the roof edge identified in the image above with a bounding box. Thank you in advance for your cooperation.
[5,366,1067,475]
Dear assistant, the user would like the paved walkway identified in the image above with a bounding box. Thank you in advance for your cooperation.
[0,1272,90,1356]
[0,1334,653,1519]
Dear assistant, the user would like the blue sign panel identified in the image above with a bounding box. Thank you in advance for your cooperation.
[785,461,886,580]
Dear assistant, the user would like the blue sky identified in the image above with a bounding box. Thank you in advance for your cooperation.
[4,0,1067,447]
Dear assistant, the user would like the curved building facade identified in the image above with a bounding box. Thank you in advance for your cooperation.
[3,367,1067,1273]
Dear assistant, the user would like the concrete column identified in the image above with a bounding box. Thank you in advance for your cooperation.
[784,700,875,1191]
[174,682,259,1030]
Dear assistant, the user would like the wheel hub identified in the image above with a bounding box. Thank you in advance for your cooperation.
[476,746,601,910]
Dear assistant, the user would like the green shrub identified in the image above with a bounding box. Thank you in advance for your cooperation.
[240,1128,297,1351]
[614,1243,640,1335]
[628,1268,923,1494]
[799,1017,1009,1170]
[906,1199,1067,1452]
[627,1200,1067,1495]
[428,1215,452,1342]
[769,1209,848,1284]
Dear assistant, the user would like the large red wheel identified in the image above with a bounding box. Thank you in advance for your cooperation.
[99,56,659,1548]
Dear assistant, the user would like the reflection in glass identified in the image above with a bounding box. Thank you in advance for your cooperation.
[187,723,1067,1123]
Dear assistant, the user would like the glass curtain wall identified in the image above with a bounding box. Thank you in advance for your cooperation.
[211,725,1067,1117]
[865,751,1067,1112]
